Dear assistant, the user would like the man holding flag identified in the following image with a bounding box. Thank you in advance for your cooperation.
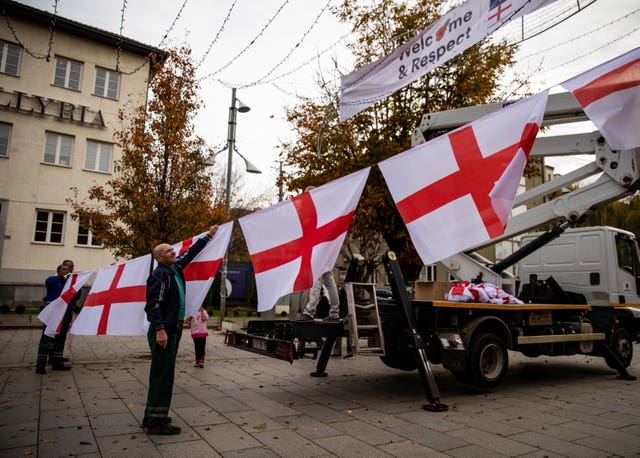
[35,263,69,374]
[142,225,219,436]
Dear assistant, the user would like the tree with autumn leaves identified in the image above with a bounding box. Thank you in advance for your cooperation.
[69,47,224,259]
[279,0,528,280]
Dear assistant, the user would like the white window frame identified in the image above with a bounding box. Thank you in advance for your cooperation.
[44,132,74,167]
[0,122,11,157]
[76,216,102,247]
[0,41,21,76]
[85,139,112,173]
[425,264,437,282]
[53,56,82,90]
[94,67,120,99]
[34,210,65,244]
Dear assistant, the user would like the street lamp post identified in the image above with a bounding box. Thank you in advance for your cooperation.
[217,88,260,324]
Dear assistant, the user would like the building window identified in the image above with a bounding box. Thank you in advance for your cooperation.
[0,122,11,156]
[53,57,82,90]
[44,132,74,166]
[94,68,120,99]
[425,264,437,282]
[85,140,112,172]
[34,210,65,244]
[77,217,102,247]
[0,41,20,76]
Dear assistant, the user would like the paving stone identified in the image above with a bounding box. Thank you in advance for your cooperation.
[378,440,450,457]
[251,428,330,458]
[507,431,610,457]
[386,422,469,452]
[95,432,161,457]
[157,438,222,457]
[274,414,342,439]
[0,421,38,449]
[38,425,99,456]
[39,409,91,430]
[194,422,263,452]
[89,412,144,437]
[1,329,640,457]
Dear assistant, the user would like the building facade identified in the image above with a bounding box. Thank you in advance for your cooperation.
[0,1,164,307]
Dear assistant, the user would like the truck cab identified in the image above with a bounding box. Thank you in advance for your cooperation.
[518,226,640,307]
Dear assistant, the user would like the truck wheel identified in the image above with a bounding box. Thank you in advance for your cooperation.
[604,327,633,369]
[468,333,508,388]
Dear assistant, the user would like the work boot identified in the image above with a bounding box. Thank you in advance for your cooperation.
[35,367,46,374]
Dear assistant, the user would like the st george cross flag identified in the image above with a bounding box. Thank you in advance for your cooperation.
[38,271,94,337]
[240,168,370,312]
[171,222,233,318]
[379,91,548,265]
[561,47,640,151]
[71,254,151,335]
[339,0,559,121]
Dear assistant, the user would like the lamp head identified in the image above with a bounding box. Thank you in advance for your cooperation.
[236,99,251,113]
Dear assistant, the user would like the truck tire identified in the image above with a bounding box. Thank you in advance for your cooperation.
[604,327,633,369]
[468,333,508,388]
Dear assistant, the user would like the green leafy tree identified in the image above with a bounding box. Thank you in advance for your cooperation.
[577,193,640,236]
[69,47,225,259]
[279,0,526,280]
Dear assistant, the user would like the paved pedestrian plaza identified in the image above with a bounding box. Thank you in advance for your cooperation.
[0,326,639,457]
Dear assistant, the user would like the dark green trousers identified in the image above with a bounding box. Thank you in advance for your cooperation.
[36,329,54,371]
[51,306,73,365]
[143,327,182,427]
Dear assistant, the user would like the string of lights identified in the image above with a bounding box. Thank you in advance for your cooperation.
[248,0,332,86]
[115,0,128,72]
[518,8,639,60]
[45,0,58,61]
[540,24,640,74]
[1,2,57,61]
[195,0,238,69]
[158,0,189,47]
[197,0,291,81]
[211,0,340,89]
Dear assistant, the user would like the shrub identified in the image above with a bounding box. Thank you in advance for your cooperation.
[15,304,26,314]
[280,310,288,318]
[0,304,10,314]
[233,310,240,317]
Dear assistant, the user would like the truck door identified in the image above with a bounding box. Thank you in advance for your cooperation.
[615,234,640,303]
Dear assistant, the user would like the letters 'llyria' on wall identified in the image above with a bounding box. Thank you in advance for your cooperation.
[0,88,106,128]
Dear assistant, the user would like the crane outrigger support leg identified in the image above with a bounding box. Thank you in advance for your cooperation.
[383,252,448,412]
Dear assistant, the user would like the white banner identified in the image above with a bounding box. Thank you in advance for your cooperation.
[340,0,559,121]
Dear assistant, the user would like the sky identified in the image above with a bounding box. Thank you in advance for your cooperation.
[16,0,640,202]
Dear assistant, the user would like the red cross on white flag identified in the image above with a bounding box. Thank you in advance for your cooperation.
[170,222,233,318]
[379,91,548,265]
[38,271,94,337]
[561,47,640,151]
[240,168,370,312]
[71,254,151,335]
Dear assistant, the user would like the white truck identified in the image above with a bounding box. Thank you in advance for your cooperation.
[226,92,640,412]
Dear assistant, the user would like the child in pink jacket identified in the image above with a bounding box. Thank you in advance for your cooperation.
[186,306,209,367]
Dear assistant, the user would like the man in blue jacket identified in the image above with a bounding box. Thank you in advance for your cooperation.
[142,225,218,435]
[35,263,69,374]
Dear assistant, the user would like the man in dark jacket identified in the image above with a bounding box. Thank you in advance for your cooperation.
[142,225,218,435]
[35,263,69,374]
